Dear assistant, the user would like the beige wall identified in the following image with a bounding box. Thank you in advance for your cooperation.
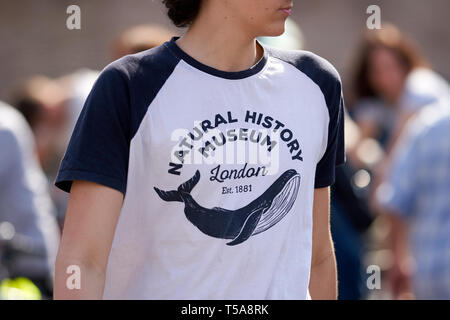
[1,0,449,101]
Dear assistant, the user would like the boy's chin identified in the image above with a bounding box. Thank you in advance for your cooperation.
[259,24,286,37]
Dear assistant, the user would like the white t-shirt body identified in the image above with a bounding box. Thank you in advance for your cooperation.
[56,37,345,299]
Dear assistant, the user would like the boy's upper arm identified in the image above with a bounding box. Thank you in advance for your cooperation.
[59,180,124,266]
[311,187,333,265]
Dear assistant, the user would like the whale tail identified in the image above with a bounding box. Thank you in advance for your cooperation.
[154,170,201,202]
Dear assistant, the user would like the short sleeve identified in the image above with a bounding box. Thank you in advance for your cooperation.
[55,65,131,195]
[314,87,346,188]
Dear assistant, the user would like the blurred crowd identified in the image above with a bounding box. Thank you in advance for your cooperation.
[0,20,449,300]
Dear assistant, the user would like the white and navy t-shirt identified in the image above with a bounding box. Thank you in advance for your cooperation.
[55,36,345,299]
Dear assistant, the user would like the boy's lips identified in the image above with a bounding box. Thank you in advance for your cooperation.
[280,7,292,15]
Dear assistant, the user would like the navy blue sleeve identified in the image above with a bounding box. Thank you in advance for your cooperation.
[264,47,346,188]
[294,52,345,188]
[55,65,131,195]
[314,88,345,188]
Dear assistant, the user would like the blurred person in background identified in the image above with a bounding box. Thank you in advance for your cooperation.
[112,24,175,60]
[13,76,69,176]
[0,101,60,298]
[350,23,431,152]
[12,77,70,230]
[348,22,450,300]
[376,103,450,300]
[330,113,375,300]
[349,22,449,224]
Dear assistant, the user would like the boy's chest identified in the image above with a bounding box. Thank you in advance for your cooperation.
[135,75,329,178]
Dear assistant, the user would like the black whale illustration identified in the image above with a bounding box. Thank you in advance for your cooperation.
[154,169,301,246]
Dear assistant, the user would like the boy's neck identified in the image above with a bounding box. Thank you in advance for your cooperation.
[175,5,263,73]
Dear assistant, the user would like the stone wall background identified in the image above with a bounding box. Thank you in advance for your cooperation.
[1,0,449,101]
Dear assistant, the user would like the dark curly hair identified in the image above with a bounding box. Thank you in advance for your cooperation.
[162,0,202,28]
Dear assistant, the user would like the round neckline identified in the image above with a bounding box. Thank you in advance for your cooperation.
[165,36,269,80]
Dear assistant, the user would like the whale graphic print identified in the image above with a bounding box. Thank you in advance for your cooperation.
[154,169,301,246]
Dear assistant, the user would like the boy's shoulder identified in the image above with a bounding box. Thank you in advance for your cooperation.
[100,41,179,83]
[264,45,342,90]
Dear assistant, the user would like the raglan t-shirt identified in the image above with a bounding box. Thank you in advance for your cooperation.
[55,36,345,299]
